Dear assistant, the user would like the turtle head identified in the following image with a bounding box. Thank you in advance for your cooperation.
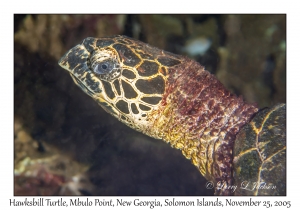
[58,36,181,132]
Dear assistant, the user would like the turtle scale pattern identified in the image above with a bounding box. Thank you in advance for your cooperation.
[233,103,286,195]
[58,35,286,195]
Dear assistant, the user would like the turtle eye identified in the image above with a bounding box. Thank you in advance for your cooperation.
[94,60,114,74]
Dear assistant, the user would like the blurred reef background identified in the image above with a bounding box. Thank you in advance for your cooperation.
[14,14,286,195]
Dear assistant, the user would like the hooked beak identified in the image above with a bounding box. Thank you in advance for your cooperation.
[58,44,90,76]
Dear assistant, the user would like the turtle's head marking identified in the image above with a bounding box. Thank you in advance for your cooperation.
[58,36,182,131]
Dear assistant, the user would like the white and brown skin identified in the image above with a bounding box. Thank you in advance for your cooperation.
[58,35,286,195]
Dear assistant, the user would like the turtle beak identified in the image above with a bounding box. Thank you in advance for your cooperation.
[58,44,90,76]
[58,44,102,98]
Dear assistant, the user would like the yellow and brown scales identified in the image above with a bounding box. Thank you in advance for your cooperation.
[58,35,286,195]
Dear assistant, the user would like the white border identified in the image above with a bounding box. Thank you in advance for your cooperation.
[1,0,299,209]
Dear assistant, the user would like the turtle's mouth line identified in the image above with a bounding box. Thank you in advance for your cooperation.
[69,73,96,97]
